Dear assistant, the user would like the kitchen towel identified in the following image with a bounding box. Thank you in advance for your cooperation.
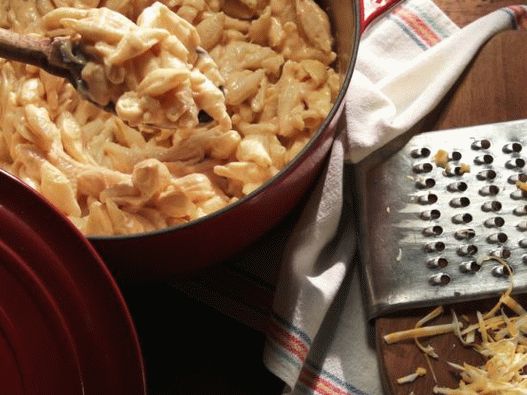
[173,1,527,394]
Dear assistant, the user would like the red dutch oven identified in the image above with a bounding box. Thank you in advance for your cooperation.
[88,0,399,282]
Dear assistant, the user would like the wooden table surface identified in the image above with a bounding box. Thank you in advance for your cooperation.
[123,1,526,394]
[435,0,523,27]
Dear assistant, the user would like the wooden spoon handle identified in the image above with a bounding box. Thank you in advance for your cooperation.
[0,28,53,67]
[0,28,73,80]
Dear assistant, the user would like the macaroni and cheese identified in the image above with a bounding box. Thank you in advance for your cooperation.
[0,0,340,235]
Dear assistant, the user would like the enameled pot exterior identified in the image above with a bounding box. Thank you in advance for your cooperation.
[90,0,362,281]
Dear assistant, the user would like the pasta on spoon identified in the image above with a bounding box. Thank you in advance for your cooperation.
[42,3,230,131]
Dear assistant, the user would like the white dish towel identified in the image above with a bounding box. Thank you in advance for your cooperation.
[262,2,527,394]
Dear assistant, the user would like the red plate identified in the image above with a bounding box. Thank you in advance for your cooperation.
[0,170,146,394]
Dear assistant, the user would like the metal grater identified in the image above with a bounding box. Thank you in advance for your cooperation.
[354,119,527,319]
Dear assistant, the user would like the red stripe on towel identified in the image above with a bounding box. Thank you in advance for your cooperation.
[299,368,351,395]
[394,6,441,47]
[266,320,309,362]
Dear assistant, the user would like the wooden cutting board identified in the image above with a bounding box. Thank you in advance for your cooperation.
[377,30,527,394]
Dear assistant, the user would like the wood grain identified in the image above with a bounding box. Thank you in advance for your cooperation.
[434,31,527,130]
[434,0,526,27]
[377,30,527,395]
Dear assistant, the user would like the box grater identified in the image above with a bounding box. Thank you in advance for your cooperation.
[355,119,527,319]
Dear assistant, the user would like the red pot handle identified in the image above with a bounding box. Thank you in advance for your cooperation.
[359,0,404,33]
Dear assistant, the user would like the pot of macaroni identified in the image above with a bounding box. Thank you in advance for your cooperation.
[0,0,361,280]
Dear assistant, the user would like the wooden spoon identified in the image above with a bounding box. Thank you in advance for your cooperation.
[0,27,107,108]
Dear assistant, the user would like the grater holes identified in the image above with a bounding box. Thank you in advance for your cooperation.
[429,273,451,286]
[427,257,448,269]
[484,217,505,228]
[425,241,445,252]
[514,205,527,216]
[482,201,502,212]
[487,232,508,243]
[452,213,473,224]
[423,225,443,236]
[508,173,527,184]
[479,185,499,196]
[411,147,431,158]
[472,139,491,150]
[474,154,494,165]
[357,122,527,312]
[492,265,513,277]
[506,158,526,169]
[444,166,467,177]
[459,261,481,273]
[418,193,438,204]
[413,162,433,173]
[455,228,476,240]
[450,197,470,208]
[490,248,511,259]
[457,244,478,256]
[503,142,522,153]
[510,190,527,200]
[416,178,436,189]
[454,166,467,176]
[517,221,527,231]
[447,181,468,192]
[420,209,441,220]
[477,170,497,181]
[450,151,462,161]
[523,255,527,264]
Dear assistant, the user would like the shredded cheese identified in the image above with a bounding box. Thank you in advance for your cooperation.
[451,310,469,346]
[416,306,445,328]
[415,306,444,359]
[396,248,403,262]
[502,294,527,316]
[458,163,471,175]
[396,367,427,384]
[433,149,450,170]
[516,181,527,193]
[425,353,438,383]
[476,311,488,343]
[385,256,527,393]
[384,323,462,344]
[465,330,475,344]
